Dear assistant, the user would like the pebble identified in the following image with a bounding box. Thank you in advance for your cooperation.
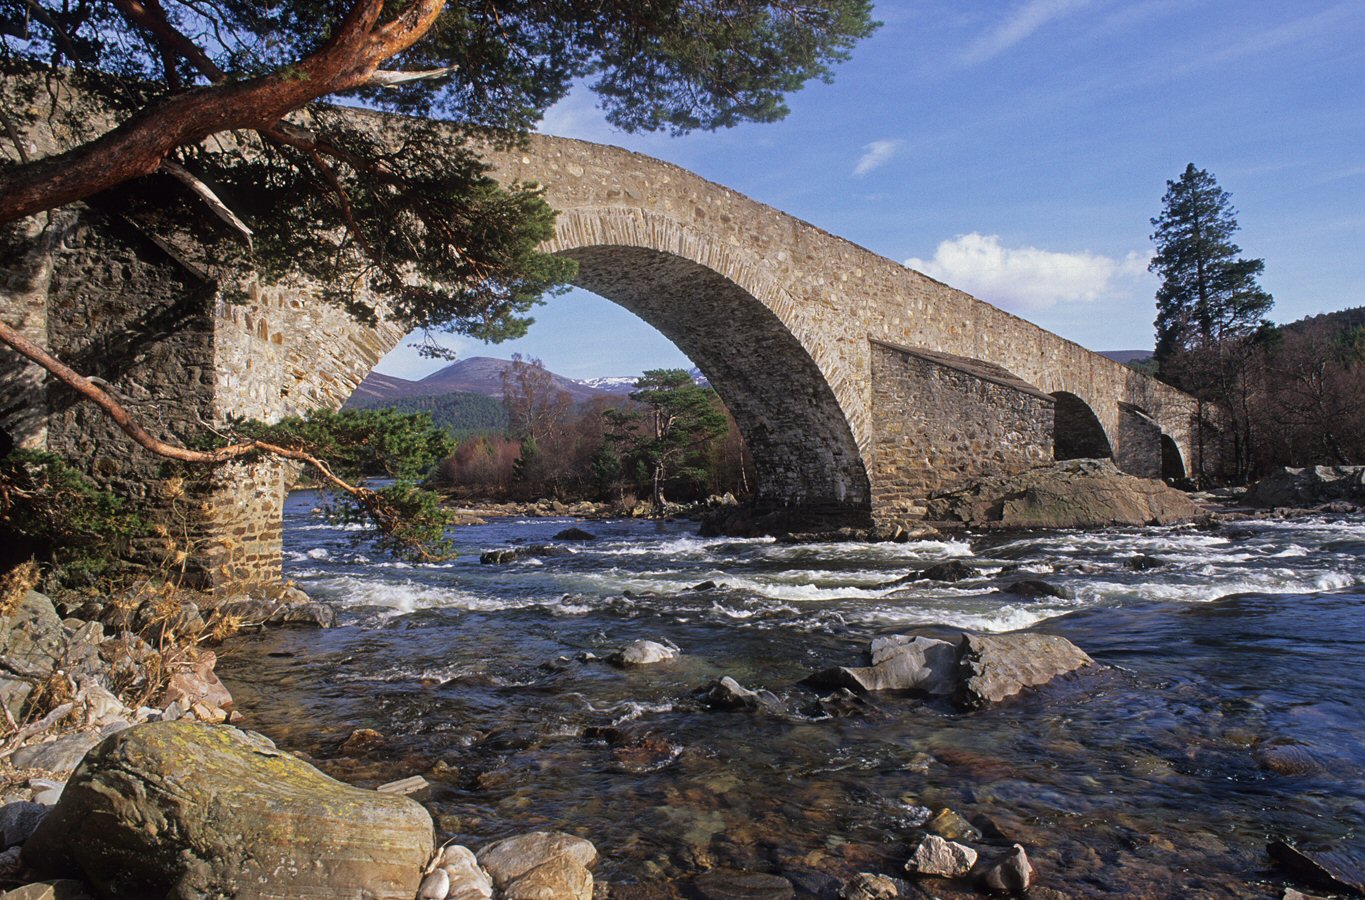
[839,872,900,898]
[924,807,980,842]
[906,834,977,878]
[980,844,1033,893]
[417,868,450,899]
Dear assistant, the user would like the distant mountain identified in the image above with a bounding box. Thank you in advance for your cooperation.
[349,356,606,404]
[1098,350,1154,364]
[579,375,640,395]
[580,368,710,394]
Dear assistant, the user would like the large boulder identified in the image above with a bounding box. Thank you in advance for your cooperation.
[926,459,1202,529]
[1245,466,1365,509]
[476,832,596,900]
[955,632,1094,708]
[23,721,433,898]
[809,632,1095,709]
[0,592,66,719]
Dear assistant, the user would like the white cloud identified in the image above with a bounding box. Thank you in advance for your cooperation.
[961,0,1092,65]
[852,140,901,176]
[905,233,1148,312]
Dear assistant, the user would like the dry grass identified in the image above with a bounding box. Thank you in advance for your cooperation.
[0,558,39,618]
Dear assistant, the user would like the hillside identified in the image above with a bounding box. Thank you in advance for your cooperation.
[345,390,508,437]
[1281,305,1365,335]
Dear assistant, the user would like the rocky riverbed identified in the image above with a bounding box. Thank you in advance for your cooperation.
[3,465,1365,897]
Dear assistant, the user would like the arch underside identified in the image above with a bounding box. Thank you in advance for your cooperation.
[1052,392,1114,461]
[560,245,871,520]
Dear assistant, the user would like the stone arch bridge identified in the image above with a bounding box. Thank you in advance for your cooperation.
[1,108,1193,586]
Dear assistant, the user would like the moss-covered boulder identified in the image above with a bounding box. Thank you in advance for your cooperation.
[22,721,433,899]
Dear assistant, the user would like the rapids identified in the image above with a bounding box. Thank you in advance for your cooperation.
[218,491,1365,897]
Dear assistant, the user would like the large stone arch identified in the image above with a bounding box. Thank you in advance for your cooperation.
[558,242,869,515]
[3,100,1204,588]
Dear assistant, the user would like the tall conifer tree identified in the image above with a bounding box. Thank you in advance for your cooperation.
[1150,164,1273,367]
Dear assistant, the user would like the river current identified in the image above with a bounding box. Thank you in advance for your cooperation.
[218,491,1365,897]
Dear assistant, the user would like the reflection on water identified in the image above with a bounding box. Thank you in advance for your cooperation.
[218,494,1365,897]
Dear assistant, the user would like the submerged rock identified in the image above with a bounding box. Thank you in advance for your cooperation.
[839,872,901,899]
[697,676,784,713]
[906,834,977,878]
[608,639,679,667]
[955,632,1094,708]
[1268,839,1365,895]
[924,807,980,842]
[479,545,574,564]
[999,579,1071,600]
[1254,742,1325,776]
[692,868,795,899]
[926,458,1203,529]
[553,527,596,541]
[23,722,433,898]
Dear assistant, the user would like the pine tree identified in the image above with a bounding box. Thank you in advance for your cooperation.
[1150,164,1274,365]
[1149,164,1274,484]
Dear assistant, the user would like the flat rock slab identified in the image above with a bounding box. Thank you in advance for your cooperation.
[927,458,1202,528]
[809,636,957,695]
[955,633,1093,708]
[10,730,111,777]
[1268,839,1365,895]
[22,721,433,899]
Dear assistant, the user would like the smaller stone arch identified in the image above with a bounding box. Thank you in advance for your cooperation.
[1052,392,1114,461]
[1159,434,1186,481]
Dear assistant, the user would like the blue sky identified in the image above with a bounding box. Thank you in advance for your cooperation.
[375,0,1365,381]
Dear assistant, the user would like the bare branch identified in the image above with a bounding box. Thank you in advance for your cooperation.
[365,65,458,88]
[0,315,437,559]
[159,159,253,245]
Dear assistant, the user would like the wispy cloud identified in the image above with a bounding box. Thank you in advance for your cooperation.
[852,140,902,176]
[905,233,1148,312]
[961,0,1092,65]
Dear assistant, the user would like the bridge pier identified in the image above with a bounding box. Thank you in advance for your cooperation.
[869,341,1055,521]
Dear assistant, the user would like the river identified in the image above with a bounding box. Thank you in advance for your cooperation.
[217,491,1365,897]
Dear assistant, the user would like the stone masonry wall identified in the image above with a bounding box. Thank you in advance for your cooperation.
[1117,404,1164,480]
[870,341,1054,522]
